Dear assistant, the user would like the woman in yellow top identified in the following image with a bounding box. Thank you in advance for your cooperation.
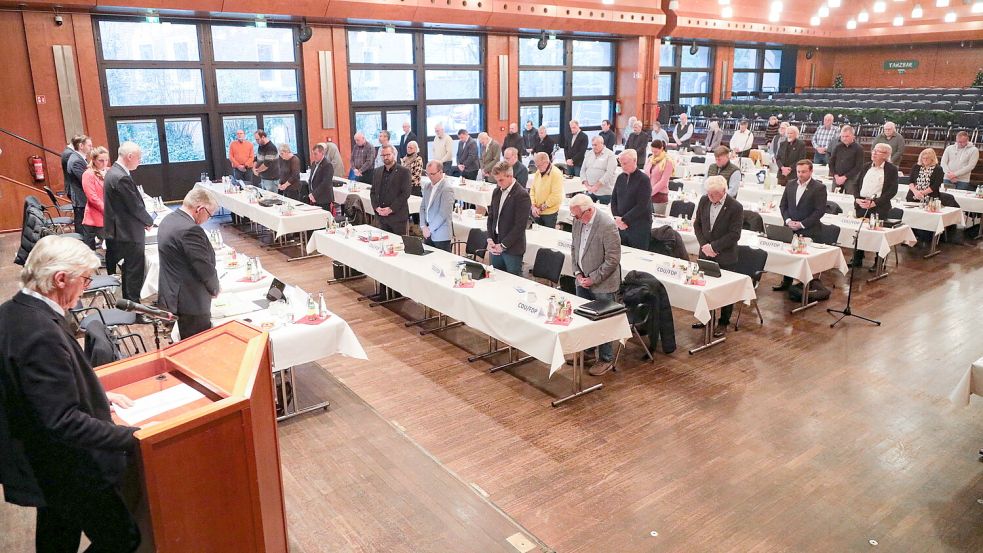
[529,152,564,228]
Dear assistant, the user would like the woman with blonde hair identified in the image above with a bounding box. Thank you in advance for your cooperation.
[906,148,944,202]
[644,139,674,215]
[81,146,110,249]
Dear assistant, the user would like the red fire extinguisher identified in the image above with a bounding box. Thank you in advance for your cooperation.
[29,155,45,182]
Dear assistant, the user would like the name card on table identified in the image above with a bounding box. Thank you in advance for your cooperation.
[517,301,543,317]
[655,265,684,281]
[757,239,785,250]
[556,239,572,250]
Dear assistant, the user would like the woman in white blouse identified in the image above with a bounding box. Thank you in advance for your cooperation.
[728,120,755,157]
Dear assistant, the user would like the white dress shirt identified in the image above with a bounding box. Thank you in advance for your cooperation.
[21,288,65,316]
[709,200,724,230]
[729,130,754,153]
[577,208,596,269]
[859,163,885,198]
[795,179,810,205]
[495,181,515,235]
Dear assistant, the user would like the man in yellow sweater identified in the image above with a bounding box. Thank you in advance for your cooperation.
[529,152,564,228]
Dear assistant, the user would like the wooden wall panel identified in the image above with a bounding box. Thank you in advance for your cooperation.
[328,27,352,174]
[484,34,510,143]
[616,37,642,136]
[827,44,983,89]
[301,26,338,157]
[0,12,43,194]
[71,13,107,148]
[712,45,734,104]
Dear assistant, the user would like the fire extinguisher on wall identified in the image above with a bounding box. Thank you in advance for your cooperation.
[29,155,45,182]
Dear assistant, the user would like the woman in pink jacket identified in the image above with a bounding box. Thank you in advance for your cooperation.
[81,146,110,250]
[644,139,674,216]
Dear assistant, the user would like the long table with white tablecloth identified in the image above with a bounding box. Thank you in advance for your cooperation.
[200,182,331,239]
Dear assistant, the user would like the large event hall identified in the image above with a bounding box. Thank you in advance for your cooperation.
[1,0,983,551]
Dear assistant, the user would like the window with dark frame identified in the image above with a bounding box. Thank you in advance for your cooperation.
[732,46,783,96]
[658,42,715,108]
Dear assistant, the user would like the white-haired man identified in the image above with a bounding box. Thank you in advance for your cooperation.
[851,143,899,268]
[569,193,622,374]
[692,176,744,336]
[872,121,905,167]
[581,135,617,204]
[478,131,502,180]
[349,131,375,183]
[158,187,221,338]
[0,235,141,552]
[432,123,454,173]
[811,113,839,165]
[103,141,154,302]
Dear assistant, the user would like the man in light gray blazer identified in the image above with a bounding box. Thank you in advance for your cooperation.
[570,193,622,374]
[420,160,456,251]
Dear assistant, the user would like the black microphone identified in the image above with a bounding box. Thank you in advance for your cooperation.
[115,299,178,321]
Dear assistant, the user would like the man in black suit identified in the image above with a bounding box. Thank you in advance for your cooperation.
[610,149,653,249]
[103,141,154,302]
[775,126,809,187]
[502,122,524,154]
[775,159,828,291]
[307,142,335,212]
[851,142,900,268]
[486,161,532,276]
[65,135,92,234]
[157,188,221,339]
[504,147,528,187]
[369,145,412,235]
[0,235,141,552]
[60,143,76,202]
[397,120,418,160]
[565,119,589,177]
[455,129,479,180]
[693,176,744,336]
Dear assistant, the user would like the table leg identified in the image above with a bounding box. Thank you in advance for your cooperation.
[468,337,507,362]
[276,366,330,423]
[551,351,604,407]
[488,346,533,373]
[866,254,890,282]
[418,313,464,336]
[688,308,726,354]
[327,263,366,285]
[286,230,324,262]
[791,278,819,314]
[924,232,942,258]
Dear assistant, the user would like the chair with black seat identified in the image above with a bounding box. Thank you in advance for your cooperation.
[742,211,764,232]
[817,223,841,246]
[44,186,75,217]
[531,248,564,287]
[825,201,843,215]
[83,318,144,367]
[81,274,122,308]
[452,227,488,261]
[732,245,768,330]
[71,304,149,356]
[611,302,654,366]
[668,180,683,192]
[669,200,696,219]
[26,195,74,233]
[341,194,367,226]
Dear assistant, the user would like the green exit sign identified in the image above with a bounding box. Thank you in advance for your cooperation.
[884,60,919,71]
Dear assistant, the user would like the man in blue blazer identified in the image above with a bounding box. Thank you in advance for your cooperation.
[420,160,456,252]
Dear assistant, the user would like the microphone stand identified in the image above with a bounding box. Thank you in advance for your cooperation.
[827,199,881,328]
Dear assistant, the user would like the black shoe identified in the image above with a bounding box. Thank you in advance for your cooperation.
[692,322,706,329]
[772,283,790,292]
[712,328,725,338]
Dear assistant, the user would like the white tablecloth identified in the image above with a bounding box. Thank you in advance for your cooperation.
[331,178,423,215]
[950,356,983,407]
[210,284,366,370]
[945,190,983,214]
[201,183,331,238]
[307,226,630,376]
[738,231,848,283]
[820,215,918,258]
[143,240,274,299]
[518,225,756,325]
[896,204,963,235]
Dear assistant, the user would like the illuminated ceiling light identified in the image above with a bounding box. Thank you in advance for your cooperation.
[828,0,841,6]
[601,0,614,5]
[873,1,886,12]
[718,0,730,4]
[893,15,904,25]
[936,0,949,7]
[972,2,983,14]
[810,15,821,25]
[911,4,923,17]
[858,10,870,21]
[819,4,830,17]
[771,1,783,12]
[943,11,956,21]
[846,18,857,29]
[722,6,734,17]
[768,11,780,22]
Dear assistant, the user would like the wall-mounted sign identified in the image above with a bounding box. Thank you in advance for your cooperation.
[884,60,919,72]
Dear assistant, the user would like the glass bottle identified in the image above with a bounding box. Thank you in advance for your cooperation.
[307,294,317,320]
[318,292,327,318]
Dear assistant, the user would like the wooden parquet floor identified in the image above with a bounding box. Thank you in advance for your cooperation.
[2,217,983,552]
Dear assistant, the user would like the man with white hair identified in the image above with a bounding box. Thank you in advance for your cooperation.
[851,143,899,268]
[775,125,808,187]
[610,149,653,249]
[872,121,905,167]
[692,176,744,336]
[397,120,417,159]
[103,141,154,302]
[157,187,221,338]
[672,113,694,150]
[565,120,588,177]
[0,235,141,552]
[581,135,618,204]
[349,131,375,183]
[432,123,454,173]
[569,193,622,374]
[478,131,502,180]
[810,113,839,165]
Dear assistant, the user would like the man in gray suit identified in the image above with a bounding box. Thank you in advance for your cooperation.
[569,193,622,375]
[455,129,479,180]
[157,188,220,339]
[420,160,455,252]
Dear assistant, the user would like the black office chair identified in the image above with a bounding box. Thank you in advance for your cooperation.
[669,201,696,219]
[611,302,654,368]
[731,245,768,330]
[825,201,843,215]
[83,319,142,367]
[667,180,684,192]
[44,186,75,217]
[817,223,841,246]
[71,304,148,356]
[531,248,564,287]
[742,211,764,232]
[452,227,488,261]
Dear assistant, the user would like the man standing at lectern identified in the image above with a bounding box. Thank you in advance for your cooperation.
[0,235,141,553]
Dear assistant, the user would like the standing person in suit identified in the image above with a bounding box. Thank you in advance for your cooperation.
[598,119,617,151]
[569,194,622,374]
[103,141,154,302]
[60,142,76,203]
[531,126,556,158]
[324,141,345,180]
[478,132,502,181]
[581,136,618,205]
[610,149,653,249]
[0,235,141,553]
[81,146,110,250]
[774,159,827,291]
[704,120,724,151]
[486,161,532,276]
[692,176,744,336]
[851,143,899,268]
[672,113,694,150]
[504,147,529,187]
[157,188,220,339]
[455,129,479,180]
[369,145,412,235]
[775,126,808,187]
[420,161,455,252]
[625,120,651,163]
[432,124,455,174]
[521,120,538,154]
[565,120,589,177]
[307,143,335,213]
[502,122,524,154]
[828,125,864,195]
[396,120,417,159]
[65,135,93,234]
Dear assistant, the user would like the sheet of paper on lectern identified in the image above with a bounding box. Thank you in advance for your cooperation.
[114,383,205,426]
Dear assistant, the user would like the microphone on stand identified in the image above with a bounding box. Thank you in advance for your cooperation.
[115,299,178,321]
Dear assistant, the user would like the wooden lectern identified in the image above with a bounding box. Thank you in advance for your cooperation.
[96,321,288,553]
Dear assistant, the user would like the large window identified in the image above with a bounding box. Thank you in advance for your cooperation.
[518,37,616,141]
[96,19,304,200]
[732,46,783,95]
[658,42,715,107]
[347,30,484,160]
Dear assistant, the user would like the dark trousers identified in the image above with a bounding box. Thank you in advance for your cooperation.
[231,167,251,182]
[575,286,614,360]
[491,252,523,276]
[424,237,451,252]
[177,314,212,339]
[73,206,86,235]
[375,215,408,236]
[36,485,140,553]
[619,223,650,250]
[589,193,611,205]
[107,240,145,302]
[81,224,102,250]
[534,212,558,229]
